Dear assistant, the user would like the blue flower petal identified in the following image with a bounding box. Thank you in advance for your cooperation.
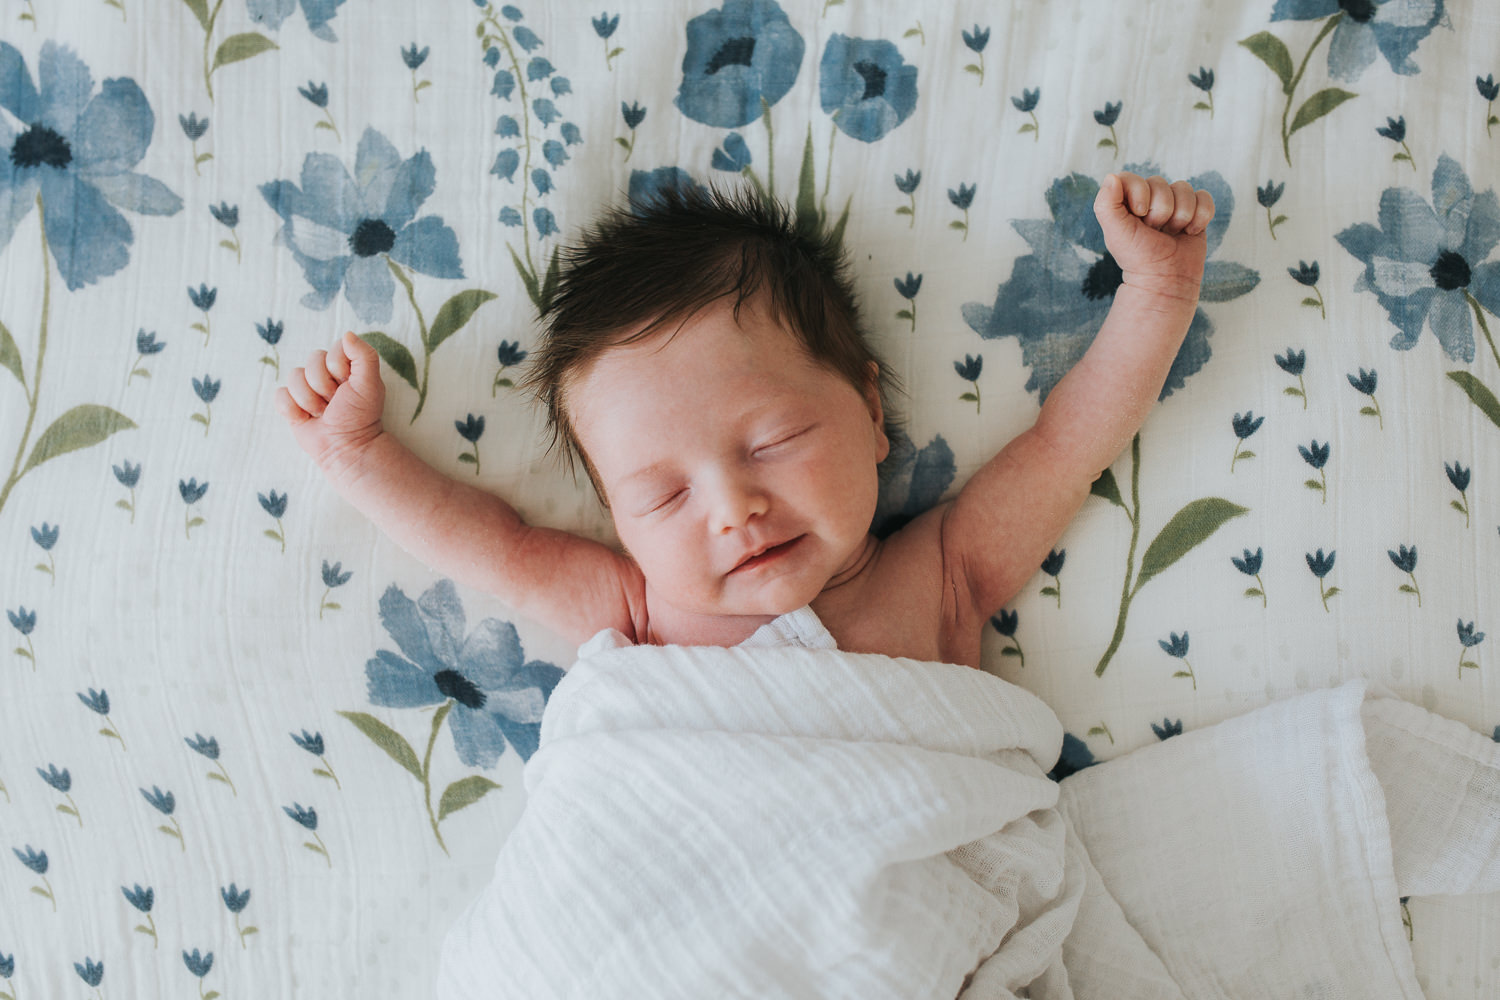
[1042,173,1107,257]
[1471,261,1500,319]
[675,0,805,128]
[364,649,442,708]
[446,702,510,768]
[1377,186,1443,262]
[491,148,520,183]
[1200,260,1262,302]
[1327,17,1379,82]
[39,170,133,290]
[817,34,918,143]
[342,255,394,324]
[352,129,404,216]
[457,619,525,690]
[72,77,153,176]
[37,42,95,137]
[1459,191,1500,267]
[0,42,43,124]
[295,153,362,231]
[496,714,542,761]
[1426,289,1474,362]
[247,0,296,30]
[87,172,184,216]
[0,170,42,255]
[379,149,436,232]
[1369,0,1446,76]
[389,216,464,280]
[416,579,468,671]
[377,584,445,674]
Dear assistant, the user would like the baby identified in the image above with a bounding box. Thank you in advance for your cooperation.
[277,173,1214,666]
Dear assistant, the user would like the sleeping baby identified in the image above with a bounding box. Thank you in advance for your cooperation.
[276,171,1214,664]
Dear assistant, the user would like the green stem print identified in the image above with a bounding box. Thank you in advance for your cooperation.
[338,703,502,856]
[1240,13,1357,166]
[359,263,495,424]
[1088,722,1114,744]
[182,0,278,102]
[1092,434,1249,676]
[0,196,136,519]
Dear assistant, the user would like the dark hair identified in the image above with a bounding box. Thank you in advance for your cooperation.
[524,182,898,495]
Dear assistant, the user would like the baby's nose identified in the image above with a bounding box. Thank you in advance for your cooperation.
[710,474,769,534]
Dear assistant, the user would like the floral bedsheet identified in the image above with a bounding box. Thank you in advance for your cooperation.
[1,0,1497,996]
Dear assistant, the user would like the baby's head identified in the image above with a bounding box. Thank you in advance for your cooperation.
[525,184,897,620]
[527,183,895,500]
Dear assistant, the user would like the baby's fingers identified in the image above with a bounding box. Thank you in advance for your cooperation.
[1160,180,1200,236]
[285,366,329,417]
[303,350,339,399]
[1184,188,1216,235]
[275,386,314,425]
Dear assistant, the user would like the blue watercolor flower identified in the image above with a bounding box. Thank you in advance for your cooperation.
[401,44,429,71]
[819,34,918,143]
[13,845,47,874]
[1480,74,1500,101]
[192,374,220,404]
[455,414,485,443]
[948,182,976,211]
[1189,66,1214,92]
[527,57,556,82]
[0,42,183,289]
[179,111,209,141]
[140,785,175,815]
[321,560,352,588]
[1335,155,1500,362]
[621,101,647,129]
[79,688,110,714]
[257,319,284,346]
[1012,87,1040,113]
[513,27,542,53]
[1348,367,1378,395]
[297,81,329,108]
[628,167,708,211]
[1271,0,1446,82]
[496,341,528,367]
[292,729,324,755]
[531,168,553,196]
[1299,440,1331,468]
[894,168,920,194]
[593,13,620,38]
[1159,631,1189,658]
[561,122,583,146]
[188,283,216,312]
[364,579,564,763]
[182,948,213,978]
[533,207,558,239]
[8,607,35,635]
[184,733,219,760]
[675,0,805,128]
[1377,115,1406,142]
[283,803,317,830]
[36,764,70,792]
[963,166,1257,402]
[113,460,141,488]
[31,522,58,550]
[954,354,983,382]
[1306,548,1337,578]
[0,953,11,979]
[259,128,464,323]
[1457,619,1485,646]
[1388,544,1418,573]
[1152,718,1183,740]
[1232,411,1264,439]
[179,478,209,504]
[248,0,347,43]
[136,329,165,354]
[259,490,288,518]
[122,884,153,912]
[1259,180,1285,208]
[496,115,520,138]
[542,139,568,168]
[1233,548,1264,575]
[1276,348,1306,375]
[500,4,522,20]
[1094,101,1122,126]
[1445,460,1470,491]
[894,273,921,299]
[873,427,955,538]
[209,203,238,230]
[1048,733,1096,781]
[711,131,753,172]
[491,69,514,99]
[1289,261,1320,286]
[962,25,990,53]
[220,884,250,913]
[990,609,1018,637]
[74,958,103,987]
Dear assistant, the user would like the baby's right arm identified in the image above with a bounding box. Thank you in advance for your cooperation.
[276,332,643,644]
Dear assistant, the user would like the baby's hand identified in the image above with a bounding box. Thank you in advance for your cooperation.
[276,331,386,472]
[1093,172,1215,296]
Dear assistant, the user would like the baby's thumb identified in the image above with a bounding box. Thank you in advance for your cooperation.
[343,331,380,382]
[1093,173,1134,231]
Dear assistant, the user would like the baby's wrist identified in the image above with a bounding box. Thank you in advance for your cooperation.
[319,425,389,488]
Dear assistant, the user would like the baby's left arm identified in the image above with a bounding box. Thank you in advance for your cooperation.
[941,173,1215,625]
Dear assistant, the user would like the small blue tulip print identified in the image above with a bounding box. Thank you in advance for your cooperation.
[284,803,331,865]
[210,201,242,262]
[31,521,58,581]
[260,489,289,553]
[1377,115,1415,170]
[1445,461,1472,527]
[190,374,220,435]
[1305,548,1339,612]
[1388,544,1421,606]
[1347,367,1382,427]
[123,883,158,942]
[37,764,81,826]
[1013,88,1040,140]
[1151,718,1183,741]
[1457,619,1486,678]
[893,273,921,329]
[1480,74,1499,136]
[0,950,13,979]
[1258,180,1287,239]
[15,845,53,909]
[129,328,166,382]
[293,729,342,788]
[1299,440,1330,503]
[319,561,352,619]
[989,609,1023,667]
[1288,261,1326,318]
[221,883,258,946]
[112,460,142,523]
[402,43,432,102]
[1276,347,1309,407]
[1232,547,1267,606]
[948,182,976,241]
[456,414,485,474]
[78,688,127,749]
[9,606,36,670]
[1188,67,1215,117]
[255,318,283,375]
[180,110,210,141]
[961,25,989,83]
[298,81,341,139]
[894,168,921,225]
[179,478,209,539]
[183,948,214,979]
[187,733,237,795]
[494,340,529,393]
[1159,631,1196,689]
[188,283,216,342]
[1039,548,1065,607]
[141,785,186,850]
[617,101,646,160]
[954,354,983,413]
[1230,411,1263,472]
[1094,101,1122,158]
[74,958,103,987]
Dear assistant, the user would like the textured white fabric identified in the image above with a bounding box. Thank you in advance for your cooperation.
[435,638,1500,999]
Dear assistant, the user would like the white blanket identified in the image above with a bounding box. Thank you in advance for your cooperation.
[435,645,1500,999]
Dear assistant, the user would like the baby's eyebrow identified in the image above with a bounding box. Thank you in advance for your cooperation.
[617,460,674,489]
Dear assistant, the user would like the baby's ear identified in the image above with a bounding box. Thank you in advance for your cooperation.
[863,362,889,462]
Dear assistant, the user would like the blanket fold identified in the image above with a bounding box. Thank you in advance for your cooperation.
[436,647,1500,1000]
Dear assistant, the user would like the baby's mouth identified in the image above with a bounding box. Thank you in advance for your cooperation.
[731,536,804,573]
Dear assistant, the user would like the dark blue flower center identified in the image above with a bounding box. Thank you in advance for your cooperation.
[854,60,887,101]
[1430,250,1471,291]
[10,123,72,169]
[1082,252,1123,300]
[1337,0,1375,22]
[349,218,397,257]
[706,36,756,74]
[433,669,486,709]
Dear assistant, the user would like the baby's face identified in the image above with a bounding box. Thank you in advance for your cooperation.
[569,298,889,624]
